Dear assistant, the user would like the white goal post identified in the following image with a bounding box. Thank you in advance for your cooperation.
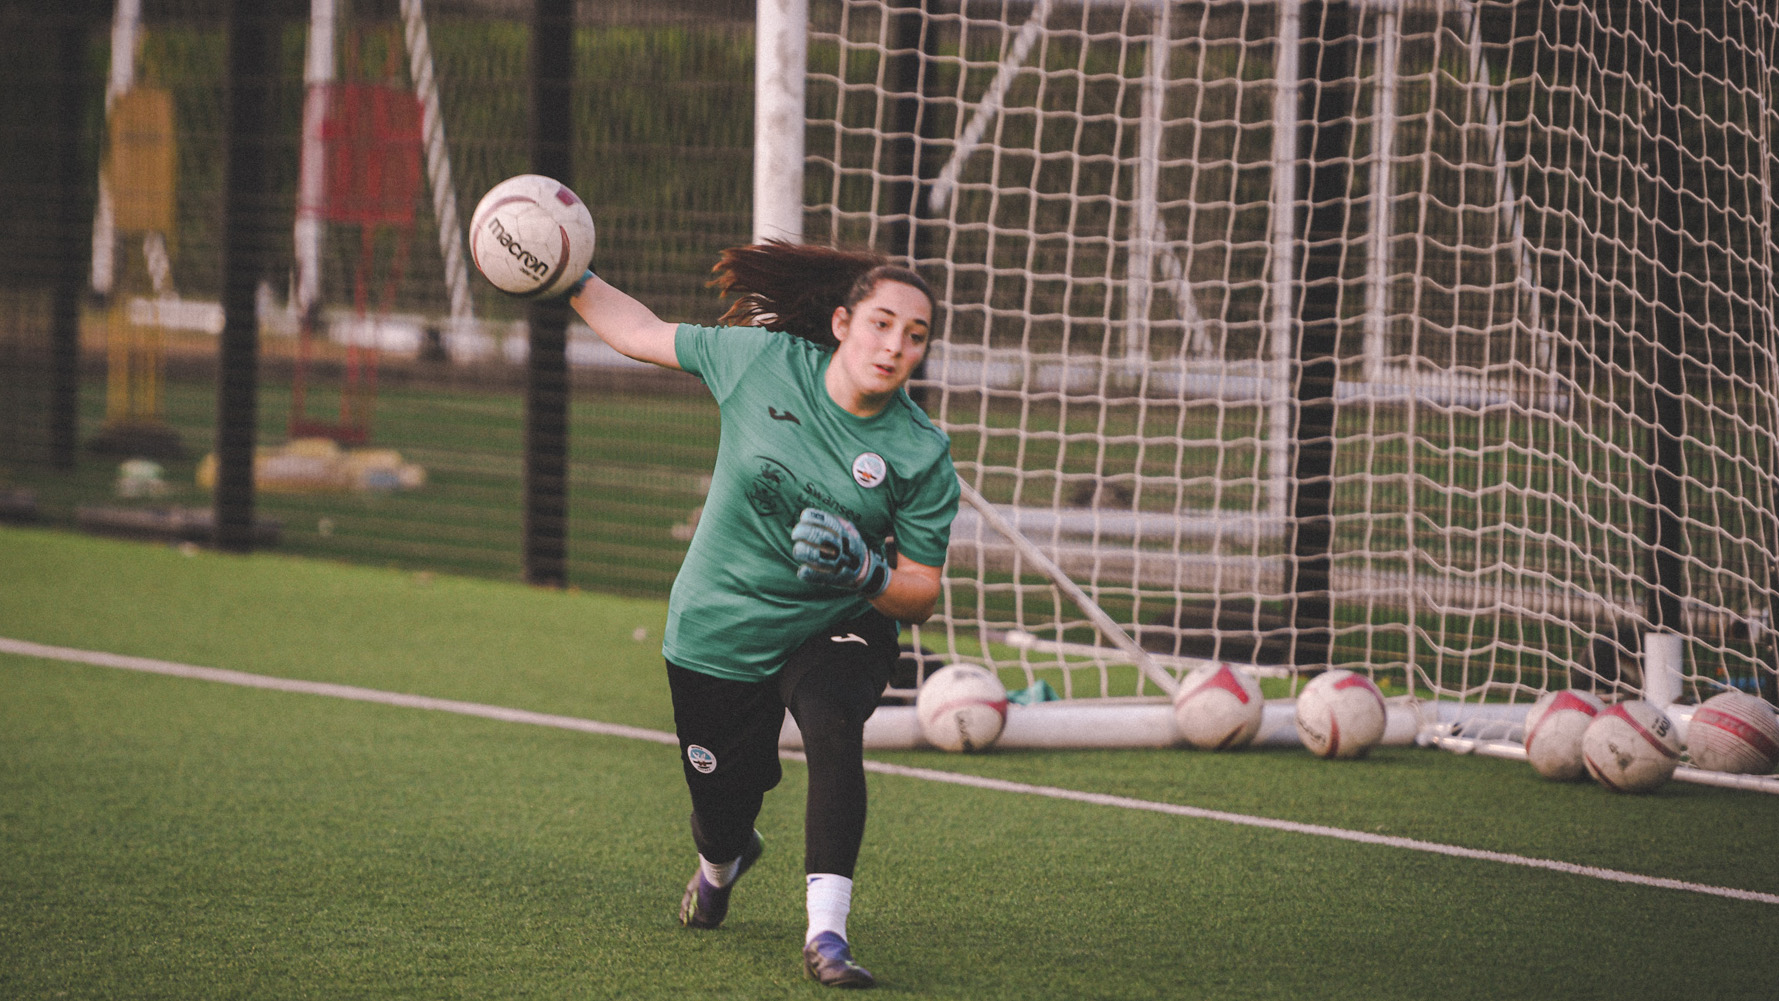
[760,1,1779,767]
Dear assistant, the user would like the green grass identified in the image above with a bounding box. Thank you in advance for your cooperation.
[4,524,1779,998]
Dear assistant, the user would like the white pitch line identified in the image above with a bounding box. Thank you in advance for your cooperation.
[858,760,1779,906]
[0,636,678,748]
[5,634,1776,908]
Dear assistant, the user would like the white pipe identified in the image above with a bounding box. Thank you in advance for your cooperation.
[1254,698,1423,748]
[1668,764,1779,794]
[1428,731,1779,796]
[1643,630,1684,709]
[294,0,337,315]
[400,0,474,326]
[1266,0,1301,521]
[1362,6,1398,382]
[782,704,1187,752]
[772,690,1779,795]
[92,0,143,296]
[781,697,1429,752]
[753,0,808,243]
[106,0,139,102]
[1666,702,1694,748]
[1122,0,1167,362]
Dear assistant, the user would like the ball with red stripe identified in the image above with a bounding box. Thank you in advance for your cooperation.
[1582,700,1681,793]
[469,174,596,298]
[1293,669,1387,760]
[1173,663,1265,751]
[916,663,1009,753]
[1686,691,1779,775]
[1522,688,1605,781]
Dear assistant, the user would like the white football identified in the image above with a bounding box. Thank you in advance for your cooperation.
[1173,663,1265,750]
[469,174,596,297]
[1293,669,1386,759]
[916,664,1008,753]
[1686,691,1779,774]
[1522,688,1605,781]
[1582,700,1681,793]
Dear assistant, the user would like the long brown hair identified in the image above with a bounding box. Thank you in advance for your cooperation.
[709,241,936,349]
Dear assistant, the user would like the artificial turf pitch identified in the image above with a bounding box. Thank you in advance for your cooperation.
[3,525,1776,999]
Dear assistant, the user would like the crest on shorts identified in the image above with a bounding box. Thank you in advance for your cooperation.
[686,744,717,774]
[852,452,886,489]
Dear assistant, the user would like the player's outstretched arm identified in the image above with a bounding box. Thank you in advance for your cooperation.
[875,554,941,624]
[792,508,943,623]
[568,271,681,370]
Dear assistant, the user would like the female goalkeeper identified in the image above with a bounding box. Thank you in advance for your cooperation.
[568,242,959,989]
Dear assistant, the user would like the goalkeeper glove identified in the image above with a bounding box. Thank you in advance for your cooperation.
[791,507,891,598]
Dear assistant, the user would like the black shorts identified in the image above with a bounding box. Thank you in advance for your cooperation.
[666,609,899,811]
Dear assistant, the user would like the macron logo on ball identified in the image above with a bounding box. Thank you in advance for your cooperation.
[487,215,550,278]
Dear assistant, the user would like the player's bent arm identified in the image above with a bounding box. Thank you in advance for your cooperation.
[568,272,681,370]
[870,555,942,624]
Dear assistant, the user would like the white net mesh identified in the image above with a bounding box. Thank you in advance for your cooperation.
[803,0,1779,706]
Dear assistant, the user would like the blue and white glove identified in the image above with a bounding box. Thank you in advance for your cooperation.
[791,507,891,598]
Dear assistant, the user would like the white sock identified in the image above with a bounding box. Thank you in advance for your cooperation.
[699,853,741,888]
[805,873,853,944]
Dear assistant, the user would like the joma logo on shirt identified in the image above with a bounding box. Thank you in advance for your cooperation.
[768,406,801,425]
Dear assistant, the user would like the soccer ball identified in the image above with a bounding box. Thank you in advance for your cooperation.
[469,174,596,298]
[1686,691,1779,774]
[1582,700,1681,793]
[916,664,1008,753]
[1522,688,1605,781]
[1293,669,1387,759]
[1172,663,1265,750]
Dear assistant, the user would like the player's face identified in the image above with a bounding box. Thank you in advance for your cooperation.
[827,280,932,415]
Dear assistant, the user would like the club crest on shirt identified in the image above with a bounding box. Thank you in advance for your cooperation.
[746,456,798,517]
[852,452,886,489]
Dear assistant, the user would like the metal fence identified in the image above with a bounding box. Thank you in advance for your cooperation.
[1,1,757,598]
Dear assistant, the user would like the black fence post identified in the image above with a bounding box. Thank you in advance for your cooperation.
[524,0,574,588]
[48,10,97,472]
[1640,2,1694,636]
[884,0,933,264]
[215,1,279,553]
[1287,1,1357,674]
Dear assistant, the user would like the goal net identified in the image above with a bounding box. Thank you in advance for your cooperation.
[795,0,1779,709]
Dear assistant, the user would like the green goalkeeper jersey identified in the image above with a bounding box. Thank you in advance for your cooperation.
[663,323,960,682]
